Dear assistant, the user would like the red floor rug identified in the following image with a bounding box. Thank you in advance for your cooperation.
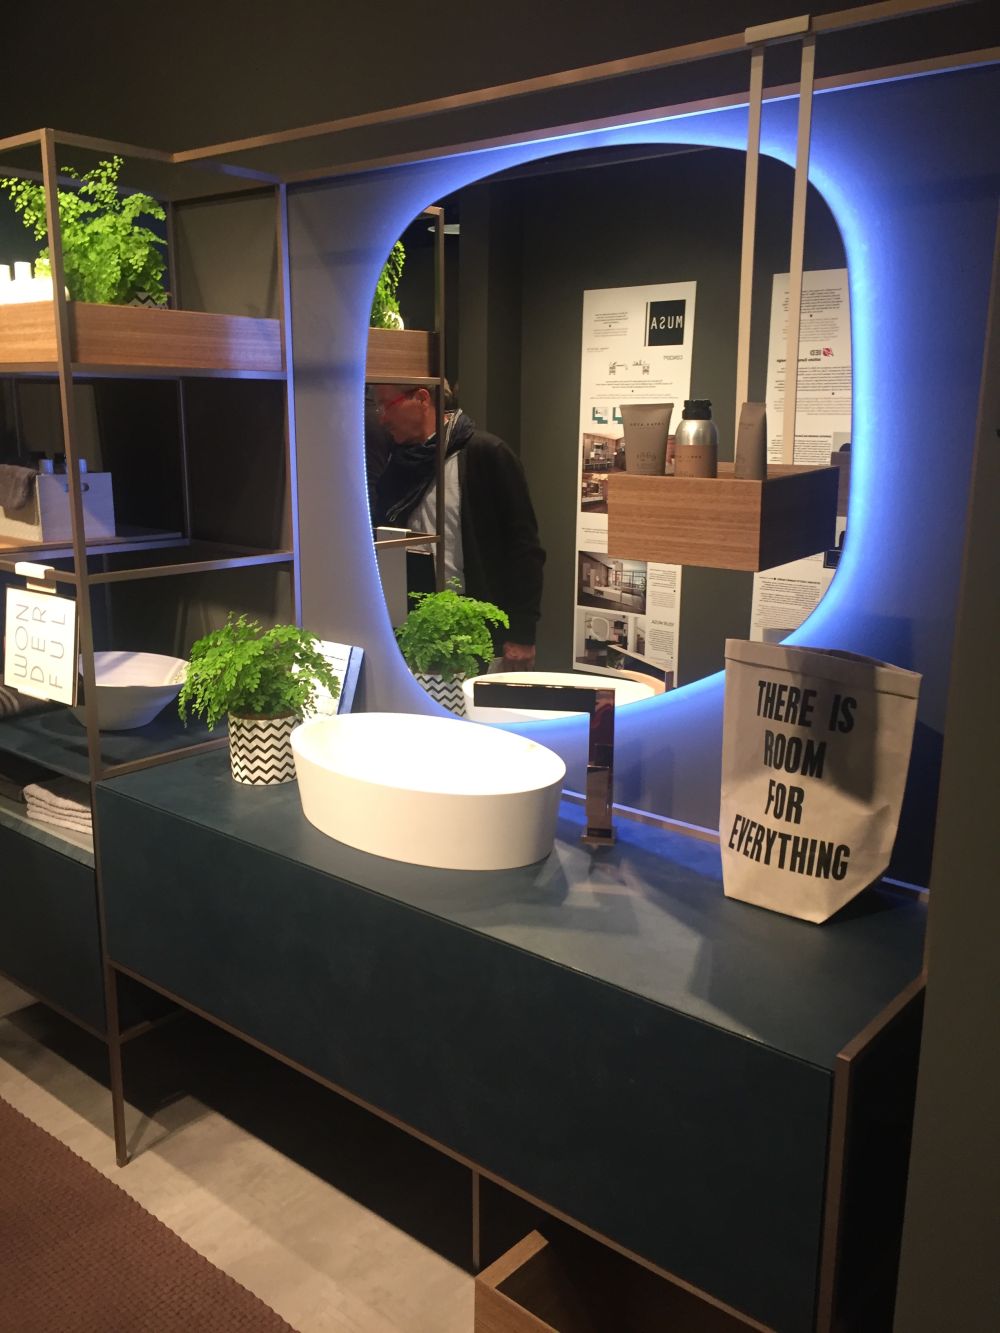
[0,1095,297,1332]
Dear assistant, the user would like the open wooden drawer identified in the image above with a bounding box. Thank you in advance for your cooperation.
[474,1231,757,1333]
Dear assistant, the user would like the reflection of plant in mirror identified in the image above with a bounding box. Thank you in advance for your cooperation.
[178,614,341,730]
[395,582,508,681]
[0,155,168,305]
[370,240,406,329]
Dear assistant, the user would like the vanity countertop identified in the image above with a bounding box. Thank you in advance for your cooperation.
[99,748,925,1074]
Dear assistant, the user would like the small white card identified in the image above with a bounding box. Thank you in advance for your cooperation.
[308,640,354,717]
[4,585,78,704]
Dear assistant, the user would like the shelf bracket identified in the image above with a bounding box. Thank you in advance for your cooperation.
[744,14,811,45]
[14,560,58,595]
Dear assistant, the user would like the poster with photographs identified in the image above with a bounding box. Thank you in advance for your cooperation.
[574,282,696,684]
[573,558,680,689]
[751,269,852,642]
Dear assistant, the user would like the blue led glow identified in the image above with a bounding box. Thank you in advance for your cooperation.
[326,65,1000,825]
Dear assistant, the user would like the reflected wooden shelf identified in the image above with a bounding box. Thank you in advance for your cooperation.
[0,533,293,583]
[0,526,183,560]
[607,463,839,572]
[365,327,437,381]
[0,302,284,378]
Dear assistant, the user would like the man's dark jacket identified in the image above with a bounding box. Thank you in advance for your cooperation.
[374,411,545,647]
[456,417,545,646]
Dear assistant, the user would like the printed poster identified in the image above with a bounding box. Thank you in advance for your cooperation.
[573,281,696,687]
[752,269,852,642]
[765,268,852,466]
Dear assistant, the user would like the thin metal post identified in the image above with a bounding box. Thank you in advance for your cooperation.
[93,760,130,1162]
[10,378,24,457]
[782,33,817,463]
[175,381,194,541]
[735,43,765,425]
[40,129,104,781]
[41,133,130,1161]
[275,182,303,623]
[430,206,447,592]
[165,199,179,310]
[104,963,130,1166]
[471,1168,482,1272]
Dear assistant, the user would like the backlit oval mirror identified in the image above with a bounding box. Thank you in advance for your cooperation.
[367,145,849,717]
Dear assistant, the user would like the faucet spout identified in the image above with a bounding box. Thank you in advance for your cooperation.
[471,681,615,846]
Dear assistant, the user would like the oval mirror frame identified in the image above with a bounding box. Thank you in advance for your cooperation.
[289,63,1000,838]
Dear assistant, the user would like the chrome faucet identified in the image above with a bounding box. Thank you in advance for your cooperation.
[471,681,615,846]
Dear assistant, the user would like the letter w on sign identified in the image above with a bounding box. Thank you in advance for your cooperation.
[3,585,78,705]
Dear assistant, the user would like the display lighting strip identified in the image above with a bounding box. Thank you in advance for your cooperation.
[321,57,1000,803]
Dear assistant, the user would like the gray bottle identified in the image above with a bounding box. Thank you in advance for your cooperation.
[673,399,718,478]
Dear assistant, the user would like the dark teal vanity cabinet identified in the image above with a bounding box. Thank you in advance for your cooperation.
[97,750,925,1332]
[0,807,104,1033]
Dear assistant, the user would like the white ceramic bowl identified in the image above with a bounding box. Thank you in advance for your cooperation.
[462,670,655,723]
[72,651,188,731]
[292,713,566,870]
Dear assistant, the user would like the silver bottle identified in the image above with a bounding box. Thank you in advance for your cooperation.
[673,399,718,478]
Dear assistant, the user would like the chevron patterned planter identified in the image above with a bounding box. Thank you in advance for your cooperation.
[413,672,466,717]
[228,713,298,785]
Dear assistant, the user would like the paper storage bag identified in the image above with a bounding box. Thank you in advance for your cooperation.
[720,639,921,923]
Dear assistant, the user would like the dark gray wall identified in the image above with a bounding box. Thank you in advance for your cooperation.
[457,149,845,674]
[4,4,996,156]
[173,192,280,318]
[894,219,1000,1333]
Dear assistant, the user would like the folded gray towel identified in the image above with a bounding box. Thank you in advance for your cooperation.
[24,808,93,837]
[24,776,91,815]
[0,463,36,512]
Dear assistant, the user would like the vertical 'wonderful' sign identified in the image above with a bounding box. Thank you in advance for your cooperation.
[3,585,78,705]
[719,639,920,924]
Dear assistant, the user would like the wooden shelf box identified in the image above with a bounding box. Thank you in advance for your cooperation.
[607,463,839,572]
[365,327,436,381]
[0,301,283,377]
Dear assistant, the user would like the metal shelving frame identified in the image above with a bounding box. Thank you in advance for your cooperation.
[0,127,301,784]
[0,130,300,1086]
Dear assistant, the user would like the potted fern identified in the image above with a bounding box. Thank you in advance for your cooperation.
[368,239,431,378]
[370,241,405,329]
[1,155,168,306]
[395,583,508,716]
[178,615,340,785]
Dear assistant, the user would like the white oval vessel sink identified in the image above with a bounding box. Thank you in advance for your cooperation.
[462,670,655,723]
[71,651,187,731]
[291,713,566,870]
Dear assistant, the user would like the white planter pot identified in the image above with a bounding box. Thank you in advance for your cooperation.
[228,713,297,785]
[413,672,466,717]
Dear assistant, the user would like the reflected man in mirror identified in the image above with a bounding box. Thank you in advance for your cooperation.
[371,381,545,670]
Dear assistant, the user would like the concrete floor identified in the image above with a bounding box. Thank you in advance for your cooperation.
[0,977,474,1333]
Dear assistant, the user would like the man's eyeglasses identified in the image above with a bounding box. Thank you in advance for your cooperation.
[374,389,417,417]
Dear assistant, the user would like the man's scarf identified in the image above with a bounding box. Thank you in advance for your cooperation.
[373,411,465,528]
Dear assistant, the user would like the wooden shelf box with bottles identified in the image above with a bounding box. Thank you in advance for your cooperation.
[606,463,839,572]
[0,301,283,377]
